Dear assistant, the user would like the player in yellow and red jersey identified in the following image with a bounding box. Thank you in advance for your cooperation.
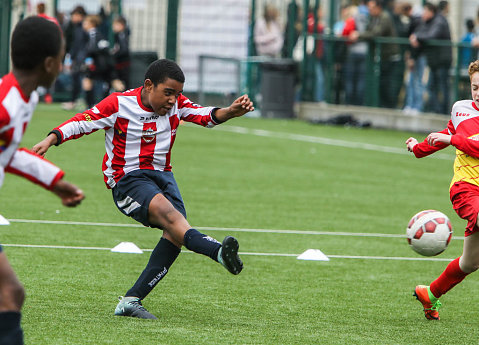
[406,60,479,320]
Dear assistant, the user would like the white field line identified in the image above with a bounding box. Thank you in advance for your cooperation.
[7,218,465,241]
[210,125,454,160]
[1,243,454,262]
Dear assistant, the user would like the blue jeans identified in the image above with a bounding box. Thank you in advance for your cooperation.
[315,59,325,102]
[426,64,451,115]
[344,52,366,106]
[404,55,426,111]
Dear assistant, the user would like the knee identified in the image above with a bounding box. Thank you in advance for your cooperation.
[149,206,181,229]
[459,257,479,274]
[0,280,25,311]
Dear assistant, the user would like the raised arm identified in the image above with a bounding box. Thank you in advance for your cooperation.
[33,94,119,156]
[212,94,255,123]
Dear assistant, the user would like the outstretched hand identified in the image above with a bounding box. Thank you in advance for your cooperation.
[227,94,255,118]
[32,133,57,157]
[405,137,418,152]
[52,179,85,207]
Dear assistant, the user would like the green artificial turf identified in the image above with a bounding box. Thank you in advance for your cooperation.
[0,104,475,344]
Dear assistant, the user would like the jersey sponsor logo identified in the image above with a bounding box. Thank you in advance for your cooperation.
[171,128,177,136]
[456,112,471,117]
[84,113,92,121]
[142,128,156,142]
[140,115,159,121]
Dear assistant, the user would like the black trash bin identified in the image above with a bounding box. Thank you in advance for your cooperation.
[129,51,158,88]
[260,59,297,118]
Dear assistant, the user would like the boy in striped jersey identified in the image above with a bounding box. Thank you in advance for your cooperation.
[0,17,84,344]
[34,59,254,319]
[406,60,479,320]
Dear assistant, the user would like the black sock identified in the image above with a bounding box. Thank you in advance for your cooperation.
[183,228,221,262]
[0,312,23,345]
[126,237,181,299]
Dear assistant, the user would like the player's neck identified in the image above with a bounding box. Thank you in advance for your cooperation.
[140,87,152,109]
[12,68,40,97]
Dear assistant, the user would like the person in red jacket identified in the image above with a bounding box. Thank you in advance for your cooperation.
[406,60,479,320]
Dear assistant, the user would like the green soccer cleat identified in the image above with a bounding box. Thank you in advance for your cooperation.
[413,285,442,320]
[218,236,243,275]
[114,296,158,320]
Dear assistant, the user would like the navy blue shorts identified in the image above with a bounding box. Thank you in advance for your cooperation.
[112,169,186,228]
[0,244,2,252]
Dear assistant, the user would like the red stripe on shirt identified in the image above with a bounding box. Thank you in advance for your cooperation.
[111,117,129,183]
[0,127,14,153]
[165,116,180,171]
[139,122,157,170]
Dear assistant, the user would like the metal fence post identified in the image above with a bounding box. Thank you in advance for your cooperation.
[0,0,12,76]
[166,0,179,61]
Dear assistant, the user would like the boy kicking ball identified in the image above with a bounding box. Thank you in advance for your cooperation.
[406,60,479,320]
[33,59,254,319]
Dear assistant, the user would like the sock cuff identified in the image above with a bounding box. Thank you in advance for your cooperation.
[183,228,200,248]
[0,311,21,331]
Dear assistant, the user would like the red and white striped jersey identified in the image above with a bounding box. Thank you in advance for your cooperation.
[413,100,479,188]
[0,72,64,189]
[53,87,219,188]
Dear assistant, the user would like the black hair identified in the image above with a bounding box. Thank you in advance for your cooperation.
[144,59,185,85]
[466,18,475,31]
[367,0,384,8]
[438,1,448,12]
[423,2,437,14]
[11,16,62,70]
[71,5,86,16]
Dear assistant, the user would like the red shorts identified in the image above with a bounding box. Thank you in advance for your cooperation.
[450,182,479,237]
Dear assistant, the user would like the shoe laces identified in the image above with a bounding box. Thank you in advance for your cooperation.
[426,299,442,311]
[128,299,147,311]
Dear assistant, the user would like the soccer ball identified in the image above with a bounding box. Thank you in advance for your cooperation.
[406,210,453,256]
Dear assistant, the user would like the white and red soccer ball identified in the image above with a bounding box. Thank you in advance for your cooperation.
[406,210,453,256]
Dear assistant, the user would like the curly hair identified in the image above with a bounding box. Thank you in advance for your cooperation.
[469,60,479,78]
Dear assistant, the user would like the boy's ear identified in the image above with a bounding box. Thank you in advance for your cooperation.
[144,79,154,92]
[43,56,55,74]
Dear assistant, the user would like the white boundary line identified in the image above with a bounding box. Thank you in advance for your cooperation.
[7,218,465,241]
[1,243,454,262]
[211,125,454,160]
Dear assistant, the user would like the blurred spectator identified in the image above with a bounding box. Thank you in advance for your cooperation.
[307,6,325,102]
[349,0,401,109]
[403,4,426,115]
[111,16,131,91]
[410,2,452,114]
[392,2,413,110]
[438,1,449,17]
[460,19,476,69]
[343,5,369,106]
[254,4,283,57]
[473,8,479,54]
[332,4,351,104]
[82,15,113,108]
[62,6,88,110]
[282,1,302,58]
[36,2,59,26]
[36,2,59,103]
